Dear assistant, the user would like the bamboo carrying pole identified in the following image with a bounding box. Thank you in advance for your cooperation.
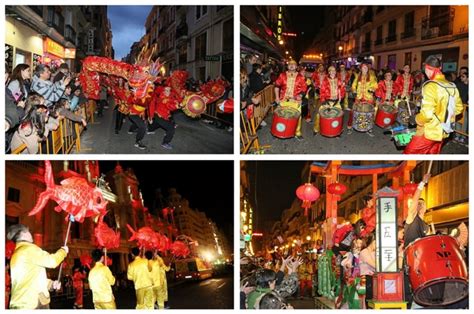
[56,214,74,284]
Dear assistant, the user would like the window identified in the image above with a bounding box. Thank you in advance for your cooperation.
[404,11,414,31]
[195,32,207,61]
[388,19,396,36]
[222,19,233,52]
[375,25,383,45]
[7,187,20,203]
[196,6,208,20]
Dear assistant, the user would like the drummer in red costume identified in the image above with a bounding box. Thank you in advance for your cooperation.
[375,71,399,105]
[359,195,376,237]
[313,65,345,134]
[148,85,182,150]
[395,64,414,101]
[403,56,463,154]
[274,60,308,140]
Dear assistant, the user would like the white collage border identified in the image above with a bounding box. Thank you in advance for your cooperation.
[0,0,472,312]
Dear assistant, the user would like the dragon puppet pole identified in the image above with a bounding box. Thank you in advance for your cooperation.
[426,160,433,175]
[104,247,108,266]
[57,214,74,284]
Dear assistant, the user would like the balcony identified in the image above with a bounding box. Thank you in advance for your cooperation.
[421,8,455,40]
[374,38,383,46]
[65,24,76,44]
[361,41,371,52]
[176,23,188,42]
[401,28,416,39]
[385,34,397,43]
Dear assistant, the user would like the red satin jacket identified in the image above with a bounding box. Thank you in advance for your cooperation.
[320,77,346,103]
[395,74,414,98]
[375,80,400,102]
[275,72,307,100]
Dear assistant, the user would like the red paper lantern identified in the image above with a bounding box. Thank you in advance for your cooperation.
[296,183,320,216]
[170,241,190,258]
[327,182,347,195]
[80,254,93,269]
[402,182,418,195]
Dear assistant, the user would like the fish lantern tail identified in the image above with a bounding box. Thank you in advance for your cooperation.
[126,224,137,241]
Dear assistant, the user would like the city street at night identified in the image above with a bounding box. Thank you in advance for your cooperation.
[240,161,469,309]
[49,274,233,309]
[6,160,233,309]
[240,6,469,154]
[6,5,234,154]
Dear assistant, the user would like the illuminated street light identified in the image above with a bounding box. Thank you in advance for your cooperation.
[338,45,343,51]
[279,40,284,45]
[285,51,289,55]
[306,235,311,241]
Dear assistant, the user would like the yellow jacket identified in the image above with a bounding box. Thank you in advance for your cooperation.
[127,256,153,290]
[88,262,115,303]
[10,242,66,309]
[416,74,464,141]
[352,73,378,102]
[154,255,170,301]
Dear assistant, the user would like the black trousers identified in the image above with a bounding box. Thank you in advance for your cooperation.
[149,116,175,144]
[114,107,124,131]
[128,115,146,142]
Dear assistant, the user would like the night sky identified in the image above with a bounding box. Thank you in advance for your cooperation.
[286,6,325,60]
[98,161,234,240]
[108,6,152,60]
[246,161,307,231]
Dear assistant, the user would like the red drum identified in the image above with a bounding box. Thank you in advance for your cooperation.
[320,106,343,137]
[405,235,468,306]
[271,107,300,139]
[353,103,375,132]
[375,103,397,128]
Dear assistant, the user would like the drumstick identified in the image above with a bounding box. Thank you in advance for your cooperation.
[431,222,436,235]
[407,100,413,117]
[427,160,433,175]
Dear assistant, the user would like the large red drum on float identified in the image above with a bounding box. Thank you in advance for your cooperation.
[271,107,300,139]
[405,235,468,306]
[375,103,397,128]
[320,106,343,137]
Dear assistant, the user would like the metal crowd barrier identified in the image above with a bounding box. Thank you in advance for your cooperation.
[12,102,94,154]
[240,84,275,154]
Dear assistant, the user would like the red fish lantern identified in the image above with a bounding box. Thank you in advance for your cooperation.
[156,233,171,253]
[126,225,159,250]
[6,240,16,260]
[170,241,190,258]
[402,182,418,195]
[80,254,93,269]
[94,214,120,250]
[327,182,347,195]
[296,183,320,216]
[28,161,108,222]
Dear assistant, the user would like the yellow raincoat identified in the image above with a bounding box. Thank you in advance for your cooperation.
[415,73,463,141]
[88,262,116,309]
[9,242,66,309]
[153,255,170,307]
[127,256,154,309]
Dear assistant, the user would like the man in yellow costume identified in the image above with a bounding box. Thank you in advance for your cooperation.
[7,224,67,309]
[274,60,308,140]
[88,249,116,309]
[404,55,463,154]
[147,250,171,309]
[349,62,378,135]
[128,247,154,309]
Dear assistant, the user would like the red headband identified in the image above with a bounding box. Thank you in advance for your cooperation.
[424,64,442,80]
